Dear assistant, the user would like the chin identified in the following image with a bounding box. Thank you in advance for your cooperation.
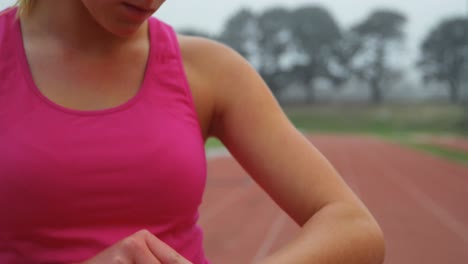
[107,22,146,38]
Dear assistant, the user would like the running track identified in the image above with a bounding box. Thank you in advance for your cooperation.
[199,135,468,264]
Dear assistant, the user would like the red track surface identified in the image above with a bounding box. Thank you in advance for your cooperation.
[199,135,468,264]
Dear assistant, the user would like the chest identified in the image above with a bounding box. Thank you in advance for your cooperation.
[0,105,207,229]
[25,40,149,111]
[23,39,214,139]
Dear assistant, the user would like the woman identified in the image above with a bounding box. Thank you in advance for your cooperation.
[0,0,385,263]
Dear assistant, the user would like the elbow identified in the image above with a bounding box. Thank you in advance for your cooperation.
[371,223,386,264]
[360,214,386,264]
[340,202,387,263]
[345,202,386,263]
[336,202,386,263]
[310,201,386,263]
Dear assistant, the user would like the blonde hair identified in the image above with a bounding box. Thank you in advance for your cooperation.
[16,0,35,16]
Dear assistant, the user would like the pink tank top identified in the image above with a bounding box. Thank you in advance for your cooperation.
[0,7,209,264]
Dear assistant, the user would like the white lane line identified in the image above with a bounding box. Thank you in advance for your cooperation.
[388,172,468,245]
[374,152,468,245]
[252,212,288,263]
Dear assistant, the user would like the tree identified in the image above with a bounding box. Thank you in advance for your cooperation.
[256,7,291,95]
[219,8,258,60]
[177,28,214,39]
[418,17,468,104]
[328,31,363,87]
[219,7,293,98]
[352,10,407,104]
[288,5,341,103]
[217,5,343,102]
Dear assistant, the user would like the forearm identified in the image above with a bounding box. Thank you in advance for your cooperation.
[257,202,385,264]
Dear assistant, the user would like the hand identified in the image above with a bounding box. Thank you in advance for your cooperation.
[79,230,192,264]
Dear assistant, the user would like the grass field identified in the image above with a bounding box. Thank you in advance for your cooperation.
[205,104,468,164]
[403,142,468,165]
[285,104,465,136]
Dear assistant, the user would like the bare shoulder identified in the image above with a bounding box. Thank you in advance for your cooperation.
[176,34,254,88]
[176,34,241,65]
[176,34,263,138]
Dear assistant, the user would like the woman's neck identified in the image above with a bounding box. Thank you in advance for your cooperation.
[20,0,147,54]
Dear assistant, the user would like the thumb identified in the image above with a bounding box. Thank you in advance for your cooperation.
[144,233,192,264]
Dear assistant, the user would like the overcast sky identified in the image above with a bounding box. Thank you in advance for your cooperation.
[156,0,467,63]
[1,0,466,63]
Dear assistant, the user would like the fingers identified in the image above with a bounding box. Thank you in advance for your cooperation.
[80,229,189,264]
[119,233,162,264]
[81,230,163,264]
[141,230,192,264]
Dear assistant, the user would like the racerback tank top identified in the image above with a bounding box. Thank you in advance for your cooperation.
[0,7,209,264]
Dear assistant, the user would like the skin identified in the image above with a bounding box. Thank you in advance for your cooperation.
[18,0,385,263]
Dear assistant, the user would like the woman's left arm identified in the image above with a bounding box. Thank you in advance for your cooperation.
[183,36,385,264]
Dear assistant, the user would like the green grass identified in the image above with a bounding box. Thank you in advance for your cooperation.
[286,104,468,164]
[285,104,465,136]
[205,104,468,165]
[403,142,468,165]
[205,138,224,148]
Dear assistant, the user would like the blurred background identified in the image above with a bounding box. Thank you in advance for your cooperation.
[157,0,468,154]
[158,2,468,263]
